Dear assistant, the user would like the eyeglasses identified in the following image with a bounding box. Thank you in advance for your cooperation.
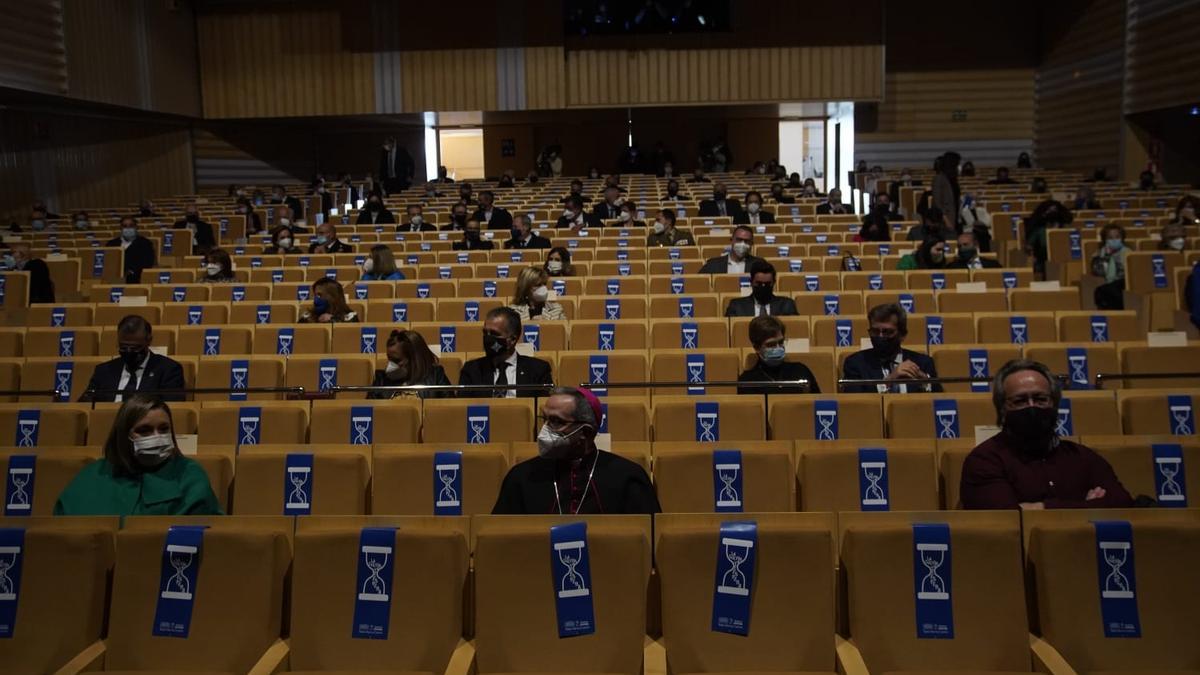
[1005,394,1054,408]
[867,329,899,338]
[537,414,578,431]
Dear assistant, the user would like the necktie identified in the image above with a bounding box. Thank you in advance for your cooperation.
[494,363,508,398]
[718,201,726,216]
[123,367,139,396]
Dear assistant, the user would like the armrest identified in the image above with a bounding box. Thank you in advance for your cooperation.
[53,639,106,675]
[835,635,869,675]
[247,637,289,675]
[443,638,477,675]
[643,635,667,675]
[1030,634,1077,675]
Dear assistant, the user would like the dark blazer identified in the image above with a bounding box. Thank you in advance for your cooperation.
[104,236,157,283]
[699,254,764,275]
[452,239,495,251]
[367,365,451,399]
[698,198,742,217]
[379,146,415,188]
[504,234,552,250]
[738,360,821,395]
[771,194,796,204]
[25,258,55,304]
[308,239,354,254]
[398,221,437,232]
[80,353,186,402]
[842,348,943,393]
[173,219,216,252]
[733,211,776,225]
[556,213,602,230]
[947,258,1002,269]
[458,354,553,398]
[816,202,849,215]
[474,207,513,231]
[271,196,305,218]
[355,208,397,225]
[592,201,623,220]
[724,296,799,317]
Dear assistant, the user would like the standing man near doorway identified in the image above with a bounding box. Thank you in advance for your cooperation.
[379,137,415,194]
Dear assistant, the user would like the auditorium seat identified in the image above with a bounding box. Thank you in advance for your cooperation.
[88,402,200,446]
[648,293,721,319]
[864,290,937,314]
[1027,516,1200,672]
[22,327,102,357]
[192,446,235,513]
[471,515,651,675]
[309,399,422,444]
[976,311,1058,344]
[0,358,18,403]
[650,513,842,674]
[253,324,330,356]
[93,302,161,328]
[585,276,648,296]
[811,316,869,348]
[230,444,370,515]
[886,393,998,439]
[175,325,253,356]
[197,401,310,445]
[906,269,970,291]
[1118,344,1200,388]
[839,511,1042,673]
[652,395,765,442]
[287,518,472,673]
[372,443,510,515]
[1060,390,1123,435]
[570,319,649,351]
[581,296,648,320]
[0,404,89,446]
[409,322,485,354]
[1086,439,1200,504]
[364,298,436,323]
[1024,342,1119,390]
[930,345,1023,393]
[25,304,95,329]
[938,290,1009,313]
[936,439,977,509]
[191,355,286,401]
[651,442,795,512]
[98,325,178,356]
[76,519,292,673]
[769,395,884,441]
[650,318,730,349]
[798,444,940,511]
[148,284,210,303]
[230,301,298,325]
[907,312,977,346]
[284,354,375,397]
[558,350,650,397]
[0,517,116,674]
[649,349,741,396]
[422,399,535,443]
[208,283,271,303]
[436,298,505,323]
[596,397,652,441]
[20,357,107,402]
[794,291,866,317]
[1118,390,1200,436]
[1010,287,1081,312]
[1056,310,1141,343]
[0,448,98,514]
[160,302,229,326]
[512,441,651,474]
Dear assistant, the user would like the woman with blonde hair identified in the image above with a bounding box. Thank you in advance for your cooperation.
[299,278,359,323]
[508,266,565,321]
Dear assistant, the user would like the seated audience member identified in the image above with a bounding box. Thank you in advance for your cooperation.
[556,196,600,232]
[855,213,891,243]
[106,216,156,283]
[562,178,592,205]
[898,237,950,270]
[662,179,684,201]
[400,203,436,232]
[270,185,304,219]
[423,182,444,199]
[769,182,795,204]
[800,178,821,198]
[960,359,1133,509]
[959,160,976,177]
[947,231,999,269]
[265,225,302,254]
[1030,176,1049,194]
[646,209,695,247]
[1023,199,1073,275]
[700,225,761,274]
[174,204,216,253]
[368,329,451,399]
[505,215,551,249]
[842,303,942,393]
[1091,224,1128,310]
[1171,195,1198,225]
[1138,169,1156,191]
[872,192,903,221]
[737,315,819,395]
[698,182,741,218]
[905,206,953,242]
[618,201,645,228]
[235,198,264,234]
[474,189,513,231]
[497,170,516,188]
[544,247,575,277]
[688,168,711,183]
[725,261,798,317]
[1017,152,1032,168]
[457,182,477,206]
[137,200,159,218]
[492,386,660,514]
[360,244,406,281]
[1073,186,1102,211]
[1,242,55,303]
[987,166,1017,185]
[459,307,553,398]
[441,202,470,231]
[308,222,353,254]
[815,188,849,215]
[1159,223,1188,252]
[355,193,396,225]
[433,165,455,183]
[733,191,775,225]
[509,266,566,321]
[452,219,494,251]
[72,210,91,230]
[55,394,222,516]
[31,198,59,219]
[81,316,185,402]
[593,185,624,220]
[201,248,237,283]
[299,278,359,323]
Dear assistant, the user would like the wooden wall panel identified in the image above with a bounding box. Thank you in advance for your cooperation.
[523,46,566,110]
[858,70,1036,143]
[398,49,498,113]
[1124,0,1200,113]
[0,0,67,95]
[196,4,374,118]
[0,109,192,223]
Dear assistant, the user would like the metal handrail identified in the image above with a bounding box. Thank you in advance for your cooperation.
[0,389,63,399]
[837,376,989,391]
[580,380,812,391]
[1095,372,1200,389]
[79,386,307,406]
[328,383,554,395]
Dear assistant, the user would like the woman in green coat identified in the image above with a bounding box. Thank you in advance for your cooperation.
[55,394,223,516]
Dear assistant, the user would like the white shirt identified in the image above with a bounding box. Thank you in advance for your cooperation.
[754,302,771,317]
[115,352,151,402]
[727,256,746,275]
[119,239,132,250]
[494,352,518,398]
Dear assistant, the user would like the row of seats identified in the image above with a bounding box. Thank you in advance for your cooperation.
[5,438,1197,516]
[2,389,1196,446]
[3,511,1197,674]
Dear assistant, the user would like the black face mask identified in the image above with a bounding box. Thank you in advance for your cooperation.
[751,284,774,305]
[482,333,509,359]
[368,201,382,211]
[120,349,147,371]
[453,214,466,225]
[186,214,199,222]
[1003,405,1058,447]
[713,191,726,201]
[465,230,480,241]
[870,335,901,357]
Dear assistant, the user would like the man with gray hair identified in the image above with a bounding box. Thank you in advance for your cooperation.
[492,386,659,514]
[960,359,1132,509]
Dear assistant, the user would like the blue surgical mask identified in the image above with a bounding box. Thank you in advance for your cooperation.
[2,254,15,269]
[31,219,46,231]
[760,345,787,366]
[121,227,137,241]
[313,296,330,315]
[314,235,328,245]
[74,219,89,229]
[1105,238,1123,251]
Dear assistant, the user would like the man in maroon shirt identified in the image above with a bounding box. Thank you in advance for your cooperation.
[961,359,1133,509]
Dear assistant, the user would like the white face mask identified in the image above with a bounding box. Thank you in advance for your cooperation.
[362,259,375,274]
[536,423,587,460]
[1168,237,1185,250]
[747,202,761,214]
[531,285,549,302]
[562,209,574,219]
[411,214,423,225]
[279,218,291,227]
[732,241,752,257]
[653,221,666,234]
[205,263,221,276]
[619,211,632,221]
[130,433,174,465]
[277,237,292,249]
[546,260,563,273]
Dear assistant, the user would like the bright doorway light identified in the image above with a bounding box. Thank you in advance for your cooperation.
[438,128,485,181]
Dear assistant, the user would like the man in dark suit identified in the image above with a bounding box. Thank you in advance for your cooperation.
[433,165,455,184]
[698,182,742,218]
[106,216,157,284]
[842,303,943,393]
[556,196,601,232]
[769,183,795,204]
[399,204,437,232]
[270,186,304,219]
[308,222,354,254]
[505,215,551,249]
[815,188,849,215]
[459,307,553,398]
[173,204,216,254]
[733,191,776,225]
[452,219,494,251]
[724,261,798,317]
[80,315,185,402]
[473,190,513,231]
[947,231,1000,269]
[561,179,592,205]
[592,186,624,221]
[355,194,397,225]
[379,137,415,193]
[700,225,763,274]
